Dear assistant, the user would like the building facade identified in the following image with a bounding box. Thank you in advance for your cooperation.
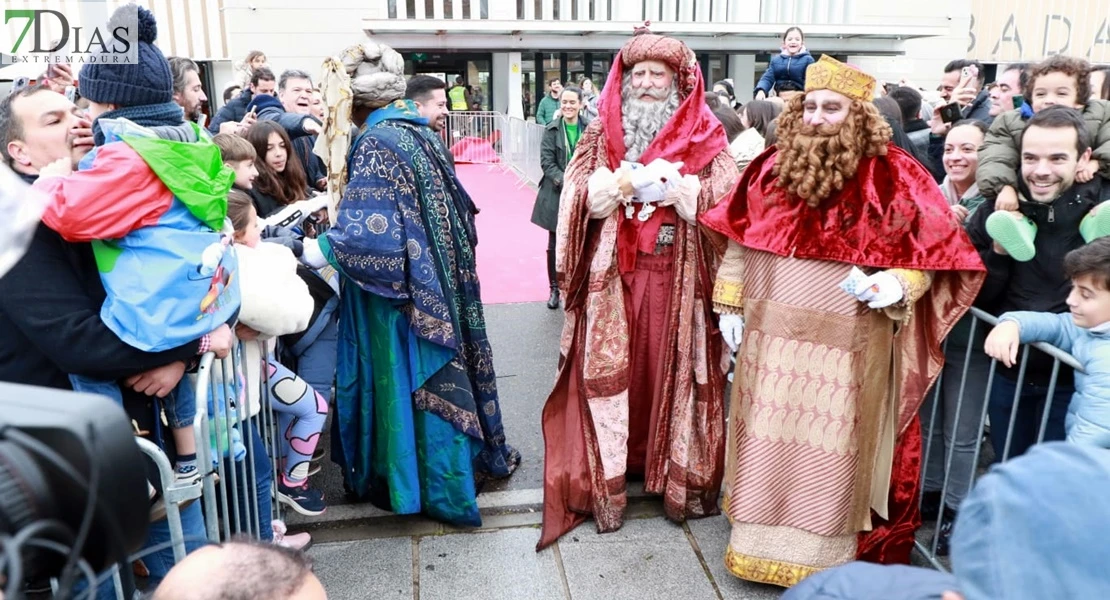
[5,1,1109,117]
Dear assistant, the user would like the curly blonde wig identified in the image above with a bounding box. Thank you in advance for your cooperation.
[773,94,892,207]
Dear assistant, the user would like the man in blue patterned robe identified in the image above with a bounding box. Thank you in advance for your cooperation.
[317,41,519,526]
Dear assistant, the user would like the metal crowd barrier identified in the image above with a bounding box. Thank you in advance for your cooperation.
[443,111,546,187]
[915,306,1083,570]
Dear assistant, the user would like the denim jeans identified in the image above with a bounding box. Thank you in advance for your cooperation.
[921,343,992,509]
[295,315,338,403]
[70,375,197,428]
[84,501,208,598]
[221,417,274,540]
[988,373,1071,460]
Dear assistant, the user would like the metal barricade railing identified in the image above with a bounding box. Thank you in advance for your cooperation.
[443,111,546,187]
[915,306,1083,570]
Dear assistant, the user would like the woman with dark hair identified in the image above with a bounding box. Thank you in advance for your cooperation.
[706,94,743,142]
[875,96,936,172]
[246,120,310,220]
[532,86,590,308]
[731,100,781,171]
[713,79,739,110]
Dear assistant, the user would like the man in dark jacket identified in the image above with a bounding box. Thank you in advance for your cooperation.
[939,59,993,124]
[0,11,239,589]
[965,106,1107,460]
[208,66,275,134]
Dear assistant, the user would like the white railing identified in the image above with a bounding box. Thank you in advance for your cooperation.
[444,111,546,187]
[380,0,853,24]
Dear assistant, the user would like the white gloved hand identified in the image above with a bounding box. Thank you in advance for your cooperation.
[719,313,745,353]
[662,175,701,224]
[854,271,905,309]
[301,237,328,268]
[643,159,684,189]
[627,164,667,202]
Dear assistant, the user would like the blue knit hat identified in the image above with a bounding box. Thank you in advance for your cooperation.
[79,6,173,107]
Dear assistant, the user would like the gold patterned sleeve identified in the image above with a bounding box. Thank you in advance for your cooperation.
[712,240,745,315]
[881,268,934,322]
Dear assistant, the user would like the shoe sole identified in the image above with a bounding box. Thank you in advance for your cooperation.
[1082,206,1110,242]
[278,492,327,517]
[986,212,1036,262]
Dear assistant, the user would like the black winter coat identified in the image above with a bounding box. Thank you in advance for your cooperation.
[532,116,588,232]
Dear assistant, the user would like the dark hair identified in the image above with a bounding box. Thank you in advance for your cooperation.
[949,119,989,137]
[168,56,200,96]
[406,75,447,102]
[0,84,50,166]
[763,120,778,149]
[782,26,804,42]
[250,66,275,87]
[887,86,923,123]
[247,121,308,206]
[712,80,735,101]
[548,77,561,86]
[1025,56,1091,106]
[213,132,256,163]
[943,59,986,86]
[1065,237,1110,290]
[279,69,313,92]
[1003,62,1032,93]
[560,86,583,103]
[227,189,255,235]
[1095,66,1110,101]
[742,100,781,139]
[1021,105,1092,156]
[223,85,241,102]
[873,97,904,125]
[707,96,743,142]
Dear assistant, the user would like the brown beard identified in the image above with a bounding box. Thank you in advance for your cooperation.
[772,96,892,207]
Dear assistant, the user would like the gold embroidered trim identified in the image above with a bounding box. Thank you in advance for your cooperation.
[724,547,822,588]
[713,279,744,310]
[886,268,932,305]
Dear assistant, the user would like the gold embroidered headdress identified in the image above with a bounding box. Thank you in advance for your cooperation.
[804,55,876,102]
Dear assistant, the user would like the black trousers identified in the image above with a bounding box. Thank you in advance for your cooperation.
[547,232,557,289]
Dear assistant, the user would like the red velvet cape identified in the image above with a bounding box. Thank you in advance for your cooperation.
[700,144,985,565]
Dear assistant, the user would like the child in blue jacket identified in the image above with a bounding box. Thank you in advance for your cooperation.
[754,27,815,100]
[985,236,1110,447]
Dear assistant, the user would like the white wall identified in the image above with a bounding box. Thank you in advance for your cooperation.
[222,0,371,83]
[848,5,971,99]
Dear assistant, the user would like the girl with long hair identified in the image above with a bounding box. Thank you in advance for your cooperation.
[246,121,310,219]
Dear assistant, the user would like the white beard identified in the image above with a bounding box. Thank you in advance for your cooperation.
[620,73,680,163]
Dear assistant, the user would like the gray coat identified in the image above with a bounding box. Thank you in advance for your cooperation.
[531,115,588,232]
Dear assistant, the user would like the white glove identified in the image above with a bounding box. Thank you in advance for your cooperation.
[627,163,668,203]
[854,271,904,309]
[643,159,684,188]
[301,237,328,268]
[662,175,701,224]
[719,313,745,353]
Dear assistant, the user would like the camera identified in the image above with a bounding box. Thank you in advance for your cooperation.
[0,383,150,596]
[939,102,963,124]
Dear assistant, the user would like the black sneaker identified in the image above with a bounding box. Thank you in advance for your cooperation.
[278,480,327,516]
[919,490,942,522]
[934,506,958,557]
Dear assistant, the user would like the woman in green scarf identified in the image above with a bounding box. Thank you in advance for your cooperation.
[532,86,589,309]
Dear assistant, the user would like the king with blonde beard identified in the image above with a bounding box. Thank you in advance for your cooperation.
[699,55,987,587]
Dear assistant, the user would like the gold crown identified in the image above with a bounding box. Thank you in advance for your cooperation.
[804,55,876,102]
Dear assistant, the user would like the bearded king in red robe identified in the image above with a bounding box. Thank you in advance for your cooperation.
[699,55,985,586]
[537,30,739,549]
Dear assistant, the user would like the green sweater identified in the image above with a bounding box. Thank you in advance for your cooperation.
[536,94,559,125]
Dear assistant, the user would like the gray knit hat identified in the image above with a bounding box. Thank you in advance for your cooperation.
[79,5,173,107]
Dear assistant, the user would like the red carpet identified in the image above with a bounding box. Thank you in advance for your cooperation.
[456,164,549,304]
